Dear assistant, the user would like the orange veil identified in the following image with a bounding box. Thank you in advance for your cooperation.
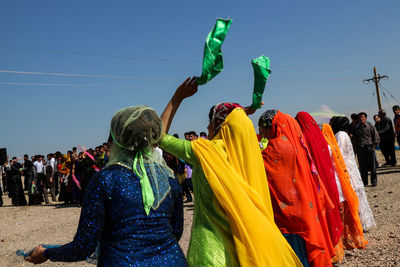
[322,124,367,249]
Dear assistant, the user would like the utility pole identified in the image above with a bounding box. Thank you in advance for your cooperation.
[363,67,388,111]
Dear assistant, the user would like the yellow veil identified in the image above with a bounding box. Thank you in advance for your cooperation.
[191,108,301,267]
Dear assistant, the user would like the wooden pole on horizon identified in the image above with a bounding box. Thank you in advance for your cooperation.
[363,66,388,111]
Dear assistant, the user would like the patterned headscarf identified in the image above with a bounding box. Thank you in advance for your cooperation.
[258,110,278,128]
[209,102,243,132]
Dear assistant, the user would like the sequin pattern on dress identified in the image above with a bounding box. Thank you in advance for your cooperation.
[44,165,186,266]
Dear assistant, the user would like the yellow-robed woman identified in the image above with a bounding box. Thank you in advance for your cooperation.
[159,77,301,266]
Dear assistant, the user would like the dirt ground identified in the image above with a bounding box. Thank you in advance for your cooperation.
[0,151,399,267]
[336,151,400,267]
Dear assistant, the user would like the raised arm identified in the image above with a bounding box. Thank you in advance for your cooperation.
[161,77,198,133]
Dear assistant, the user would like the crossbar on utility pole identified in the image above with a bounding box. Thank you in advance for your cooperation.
[363,67,388,111]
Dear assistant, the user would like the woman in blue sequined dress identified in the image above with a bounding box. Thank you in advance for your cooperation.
[25,106,186,266]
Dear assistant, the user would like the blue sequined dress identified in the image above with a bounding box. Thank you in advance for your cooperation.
[44,165,186,266]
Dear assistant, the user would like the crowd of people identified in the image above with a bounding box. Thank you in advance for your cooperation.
[0,144,110,207]
[0,137,203,208]
[2,77,399,266]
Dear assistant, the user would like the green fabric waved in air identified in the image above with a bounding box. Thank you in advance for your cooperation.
[196,18,232,85]
[250,55,271,110]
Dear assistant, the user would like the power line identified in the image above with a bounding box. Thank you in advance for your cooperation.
[380,83,398,101]
[0,69,173,81]
[380,86,390,104]
[271,65,366,72]
[386,78,400,88]
[0,45,367,72]
[0,82,167,88]
[0,69,364,84]
[379,82,399,102]
[0,45,199,64]
[369,88,375,107]
[385,79,400,89]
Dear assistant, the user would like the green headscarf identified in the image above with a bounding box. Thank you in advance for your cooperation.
[107,106,173,215]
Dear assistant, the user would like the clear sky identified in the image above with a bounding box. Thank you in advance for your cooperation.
[1,0,400,158]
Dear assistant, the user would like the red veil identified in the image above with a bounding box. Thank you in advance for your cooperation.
[295,111,343,246]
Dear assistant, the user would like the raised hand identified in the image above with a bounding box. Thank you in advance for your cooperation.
[244,102,264,115]
[161,76,198,133]
[173,76,198,101]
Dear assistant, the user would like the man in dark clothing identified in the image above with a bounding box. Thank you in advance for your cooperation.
[1,163,6,193]
[9,157,27,206]
[393,105,400,148]
[348,113,359,155]
[23,154,40,205]
[76,155,95,202]
[54,151,62,196]
[373,115,381,168]
[376,109,396,166]
[0,164,3,207]
[0,180,2,207]
[355,112,380,187]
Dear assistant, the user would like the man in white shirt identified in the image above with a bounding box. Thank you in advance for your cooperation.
[33,156,45,203]
[47,154,56,173]
[34,156,44,174]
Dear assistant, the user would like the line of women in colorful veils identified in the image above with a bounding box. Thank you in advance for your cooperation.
[156,77,375,266]
[163,105,376,267]
[258,110,375,266]
[26,78,376,267]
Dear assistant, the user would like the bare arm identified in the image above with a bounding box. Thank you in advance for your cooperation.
[161,77,198,133]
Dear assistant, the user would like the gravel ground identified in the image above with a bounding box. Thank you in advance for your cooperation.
[337,151,400,267]
[0,192,193,267]
[0,151,398,266]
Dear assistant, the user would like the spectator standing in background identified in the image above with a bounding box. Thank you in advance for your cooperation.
[184,132,190,141]
[393,105,400,148]
[200,132,207,139]
[9,157,27,206]
[189,131,198,141]
[43,154,56,204]
[355,112,380,186]
[372,115,381,168]
[373,115,380,126]
[24,154,40,205]
[348,113,359,155]
[1,162,6,194]
[376,109,396,166]
[0,164,3,207]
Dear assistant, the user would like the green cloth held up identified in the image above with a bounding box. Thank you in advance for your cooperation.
[197,18,232,85]
[250,56,271,110]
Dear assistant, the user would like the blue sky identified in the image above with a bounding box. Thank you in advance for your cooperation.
[1,1,400,158]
